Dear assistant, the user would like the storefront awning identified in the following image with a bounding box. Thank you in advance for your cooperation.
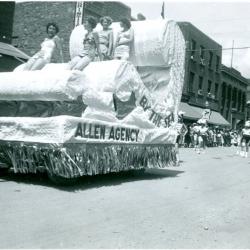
[179,102,201,120]
[179,102,230,126]
[191,106,230,126]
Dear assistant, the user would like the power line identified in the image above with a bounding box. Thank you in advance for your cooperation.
[187,46,250,52]
[188,17,250,24]
[230,40,234,68]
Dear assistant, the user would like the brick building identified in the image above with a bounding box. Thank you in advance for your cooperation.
[221,65,248,128]
[12,1,131,62]
[177,22,229,126]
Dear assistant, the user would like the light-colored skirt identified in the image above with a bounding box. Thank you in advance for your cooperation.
[114,45,129,60]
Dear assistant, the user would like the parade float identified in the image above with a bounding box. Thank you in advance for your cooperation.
[0,19,186,183]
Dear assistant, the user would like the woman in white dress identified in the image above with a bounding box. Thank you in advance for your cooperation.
[16,23,63,71]
[114,18,134,60]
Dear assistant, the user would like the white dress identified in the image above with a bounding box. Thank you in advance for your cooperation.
[114,29,132,60]
[32,37,57,63]
[14,36,58,72]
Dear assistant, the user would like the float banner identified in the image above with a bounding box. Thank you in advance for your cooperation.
[0,116,177,145]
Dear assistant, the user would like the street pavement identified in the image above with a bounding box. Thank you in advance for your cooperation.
[0,146,250,248]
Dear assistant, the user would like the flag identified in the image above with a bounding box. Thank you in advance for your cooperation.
[161,2,165,19]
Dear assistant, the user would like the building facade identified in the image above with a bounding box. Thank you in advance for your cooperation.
[177,22,229,126]
[221,65,248,128]
[178,22,248,127]
[12,1,131,62]
[178,22,222,113]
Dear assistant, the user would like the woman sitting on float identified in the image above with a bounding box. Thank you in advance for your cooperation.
[68,16,103,70]
[113,18,134,60]
[15,22,64,71]
[98,16,113,60]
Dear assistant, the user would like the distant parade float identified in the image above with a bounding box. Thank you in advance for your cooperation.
[0,19,186,183]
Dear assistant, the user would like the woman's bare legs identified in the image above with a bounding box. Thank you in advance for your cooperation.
[71,56,91,71]
[29,58,47,70]
[22,57,37,71]
[67,56,81,70]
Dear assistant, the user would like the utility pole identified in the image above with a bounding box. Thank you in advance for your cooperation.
[230,40,234,68]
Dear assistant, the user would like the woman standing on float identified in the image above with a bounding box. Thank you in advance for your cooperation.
[68,16,103,70]
[16,23,64,71]
[114,18,134,60]
[98,16,113,60]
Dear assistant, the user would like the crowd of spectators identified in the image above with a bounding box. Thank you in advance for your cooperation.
[178,123,241,148]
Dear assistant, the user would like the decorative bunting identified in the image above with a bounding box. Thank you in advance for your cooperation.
[0,142,177,178]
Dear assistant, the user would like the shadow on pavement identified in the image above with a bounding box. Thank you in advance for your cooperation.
[0,168,185,192]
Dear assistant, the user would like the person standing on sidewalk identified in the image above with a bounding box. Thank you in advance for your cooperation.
[240,121,250,158]
[192,123,200,151]
[196,119,208,154]
[174,112,187,165]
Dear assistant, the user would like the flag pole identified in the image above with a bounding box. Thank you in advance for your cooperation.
[161,2,165,19]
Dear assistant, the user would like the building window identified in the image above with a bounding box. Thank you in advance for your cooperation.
[227,85,232,108]
[232,88,237,109]
[208,51,213,68]
[242,94,246,112]
[199,45,205,59]
[189,72,195,93]
[207,80,212,93]
[238,91,242,111]
[216,55,220,71]
[221,82,227,111]
[191,39,196,57]
[215,83,219,99]
[198,76,203,95]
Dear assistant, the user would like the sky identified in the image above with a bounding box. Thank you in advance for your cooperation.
[124,0,250,78]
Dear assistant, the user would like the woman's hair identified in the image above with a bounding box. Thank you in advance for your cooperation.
[46,22,59,34]
[86,16,98,29]
[100,16,113,26]
[120,18,131,29]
